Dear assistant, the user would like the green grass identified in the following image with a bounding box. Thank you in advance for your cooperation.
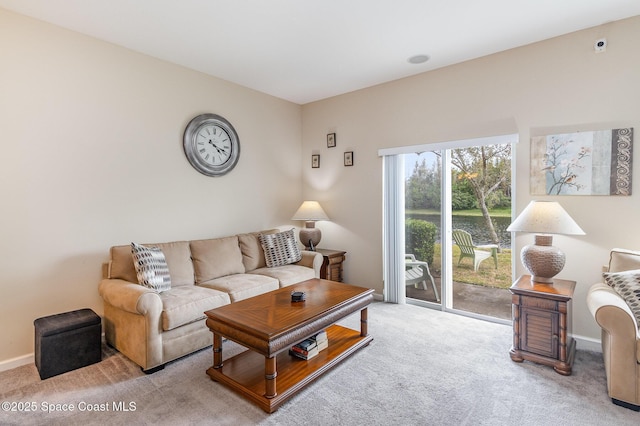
[430,243,513,289]
[404,208,513,288]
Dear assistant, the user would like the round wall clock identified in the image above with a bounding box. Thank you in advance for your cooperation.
[183,113,240,176]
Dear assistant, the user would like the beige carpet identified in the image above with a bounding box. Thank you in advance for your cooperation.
[1,302,637,425]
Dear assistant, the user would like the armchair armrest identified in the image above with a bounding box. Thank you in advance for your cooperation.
[587,282,639,362]
[405,254,430,270]
[587,282,640,405]
[587,282,639,337]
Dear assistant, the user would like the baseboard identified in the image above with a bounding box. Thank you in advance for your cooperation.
[0,325,599,373]
[573,334,601,353]
[0,353,34,372]
[0,331,107,373]
[373,293,383,301]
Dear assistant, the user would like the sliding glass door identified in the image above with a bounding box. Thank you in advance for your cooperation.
[382,134,516,323]
[404,151,443,305]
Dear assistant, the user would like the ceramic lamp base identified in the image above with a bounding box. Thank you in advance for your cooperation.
[521,235,565,284]
[299,221,321,250]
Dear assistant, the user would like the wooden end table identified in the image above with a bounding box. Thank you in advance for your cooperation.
[509,275,576,375]
[204,278,373,413]
[315,249,346,282]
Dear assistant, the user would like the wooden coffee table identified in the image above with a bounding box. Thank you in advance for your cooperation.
[204,278,374,413]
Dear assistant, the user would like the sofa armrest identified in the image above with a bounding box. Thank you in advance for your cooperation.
[296,250,324,278]
[99,278,165,370]
[98,278,162,316]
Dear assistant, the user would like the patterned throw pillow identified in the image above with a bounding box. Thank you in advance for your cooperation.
[131,242,172,293]
[259,229,302,268]
[603,269,640,328]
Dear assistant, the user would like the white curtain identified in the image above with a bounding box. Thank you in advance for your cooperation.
[382,155,405,304]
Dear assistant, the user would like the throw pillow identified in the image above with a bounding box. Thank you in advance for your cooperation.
[259,229,302,268]
[131,242,172,293]
[603,268,640,327]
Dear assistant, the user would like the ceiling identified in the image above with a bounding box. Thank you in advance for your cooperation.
[2,0,639,104]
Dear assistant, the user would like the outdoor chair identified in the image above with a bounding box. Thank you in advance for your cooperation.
[405,254,440,302]
[452,229,498,272]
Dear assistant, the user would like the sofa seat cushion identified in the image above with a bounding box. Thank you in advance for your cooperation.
[250,264,315,288]
[197,274,279,302]
[159,286,230,331]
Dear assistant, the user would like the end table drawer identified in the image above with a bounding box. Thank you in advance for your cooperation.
[521,295,557,311]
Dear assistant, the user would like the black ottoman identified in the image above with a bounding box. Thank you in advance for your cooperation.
[34,308,101,379]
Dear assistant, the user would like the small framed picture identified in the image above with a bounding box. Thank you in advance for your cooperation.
[327,133,336,148]
[312,154,320,168]
[344,151,354,166]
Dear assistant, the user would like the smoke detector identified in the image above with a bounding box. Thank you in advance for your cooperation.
[594,38,607,53]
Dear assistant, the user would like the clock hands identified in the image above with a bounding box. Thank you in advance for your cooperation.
[208,139,230,156]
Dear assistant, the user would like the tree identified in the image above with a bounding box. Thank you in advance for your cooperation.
[450,144,511,246]
[405,156,441,210]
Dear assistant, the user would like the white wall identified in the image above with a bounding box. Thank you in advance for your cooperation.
[301,16,640,344]
[0,9,302,363]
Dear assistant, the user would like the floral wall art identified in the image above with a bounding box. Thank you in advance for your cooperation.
[530,128,633,196]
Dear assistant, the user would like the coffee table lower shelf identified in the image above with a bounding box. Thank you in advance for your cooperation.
[206,324,372,413]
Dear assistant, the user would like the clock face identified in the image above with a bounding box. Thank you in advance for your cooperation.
[195,124,233,166]
[183,114,240,176]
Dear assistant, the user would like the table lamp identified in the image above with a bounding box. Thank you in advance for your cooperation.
[506,200,585,283]
[291,201,329,250]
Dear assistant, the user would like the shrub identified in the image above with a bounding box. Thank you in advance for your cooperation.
[405,219,437,266]
[451,191,476,210]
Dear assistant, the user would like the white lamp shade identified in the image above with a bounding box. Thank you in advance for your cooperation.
[506,201,584,235]
[291,201,329,221]
[507,200,584,283]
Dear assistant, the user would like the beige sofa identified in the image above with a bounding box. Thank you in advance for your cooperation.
[587,248,640,411]
[98,229,323,372]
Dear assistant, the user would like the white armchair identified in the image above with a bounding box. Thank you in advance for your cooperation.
[405,254,440,302]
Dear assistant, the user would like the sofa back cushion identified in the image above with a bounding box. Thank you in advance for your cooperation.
[238,229,279,271]
[609,248,640,273]
[110,241,194,287]
[190,236,245,283]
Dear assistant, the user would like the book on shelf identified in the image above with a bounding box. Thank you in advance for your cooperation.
[290,337,319,360]
[290,330,329,360]
[296,338,317,351]
[312,330,328,351]
[289,346,319,360]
